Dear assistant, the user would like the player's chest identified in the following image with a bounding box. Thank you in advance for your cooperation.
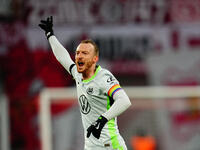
[76,80,102,98]
[75,80,105,114]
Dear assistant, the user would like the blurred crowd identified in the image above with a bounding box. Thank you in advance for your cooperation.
[0,28,74,149]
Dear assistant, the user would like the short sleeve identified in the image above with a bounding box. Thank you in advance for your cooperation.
[100,71,122,98]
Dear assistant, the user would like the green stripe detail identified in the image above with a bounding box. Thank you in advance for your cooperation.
[82,66,101,83]
[107,96,124,150]
[107,96,111,110]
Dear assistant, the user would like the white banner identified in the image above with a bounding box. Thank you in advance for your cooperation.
[27,0,168,25]
[147,51,200,85]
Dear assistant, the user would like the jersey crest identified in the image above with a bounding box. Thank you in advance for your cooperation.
[86,87,94,95]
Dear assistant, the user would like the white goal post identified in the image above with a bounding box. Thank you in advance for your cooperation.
[39,86,200,150]
[0,93,10,150]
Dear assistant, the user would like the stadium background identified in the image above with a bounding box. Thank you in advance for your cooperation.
[0,0,200,150]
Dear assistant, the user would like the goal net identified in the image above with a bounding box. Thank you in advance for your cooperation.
[39,86,200,150]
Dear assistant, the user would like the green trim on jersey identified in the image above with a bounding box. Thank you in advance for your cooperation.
[107,96,124,150]
[82,65,101,83]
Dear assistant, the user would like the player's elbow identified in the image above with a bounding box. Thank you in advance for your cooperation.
[123,92,132,108]
[125,98,132,109]
[115,89,132,109]
[121,95,131,110]
[128,99,132,107]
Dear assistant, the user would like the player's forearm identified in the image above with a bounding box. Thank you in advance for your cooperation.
[102,89,131,120]
[49,35,75,73]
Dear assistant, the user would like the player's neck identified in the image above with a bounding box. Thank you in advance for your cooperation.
[82,64,96,80]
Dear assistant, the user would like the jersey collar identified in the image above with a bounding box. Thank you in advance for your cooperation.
[82,65,101,83]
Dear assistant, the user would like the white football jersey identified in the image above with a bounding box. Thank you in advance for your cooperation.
[70,65,127,150]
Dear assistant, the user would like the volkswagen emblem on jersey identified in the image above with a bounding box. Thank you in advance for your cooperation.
[79,95,91,114]
[87,87,94,95]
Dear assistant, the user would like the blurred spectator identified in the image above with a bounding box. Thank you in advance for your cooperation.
[130,128,156,150]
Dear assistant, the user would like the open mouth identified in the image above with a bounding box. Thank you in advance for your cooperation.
[78,61,84,67]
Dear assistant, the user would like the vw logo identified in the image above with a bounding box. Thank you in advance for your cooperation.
[79,95,91,114]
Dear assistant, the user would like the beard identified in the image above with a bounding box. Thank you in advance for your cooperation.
[76,59,94,73]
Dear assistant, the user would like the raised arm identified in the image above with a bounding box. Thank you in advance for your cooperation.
[38,16,75,75]
[48,36,75,74]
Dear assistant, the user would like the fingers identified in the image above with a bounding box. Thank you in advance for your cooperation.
[87,126,93,138]
[87,130,92,138]
[47,16,53,23]
[40,20,48,24]
[38,24,46,30]
[87,125,96,138]
[47,17,50,22]
[50,16,53,23]
[39,16,52,29]
[40,16,53,24]
[87,125,101,139]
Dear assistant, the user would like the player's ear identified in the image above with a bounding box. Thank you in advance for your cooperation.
[93,55,99,63]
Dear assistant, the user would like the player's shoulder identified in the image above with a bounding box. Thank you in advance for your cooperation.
[98,66,114,78]
[97,66,120,92]
[97,66,118,83]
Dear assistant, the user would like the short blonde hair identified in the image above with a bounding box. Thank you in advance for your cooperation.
[80,39,99,56]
